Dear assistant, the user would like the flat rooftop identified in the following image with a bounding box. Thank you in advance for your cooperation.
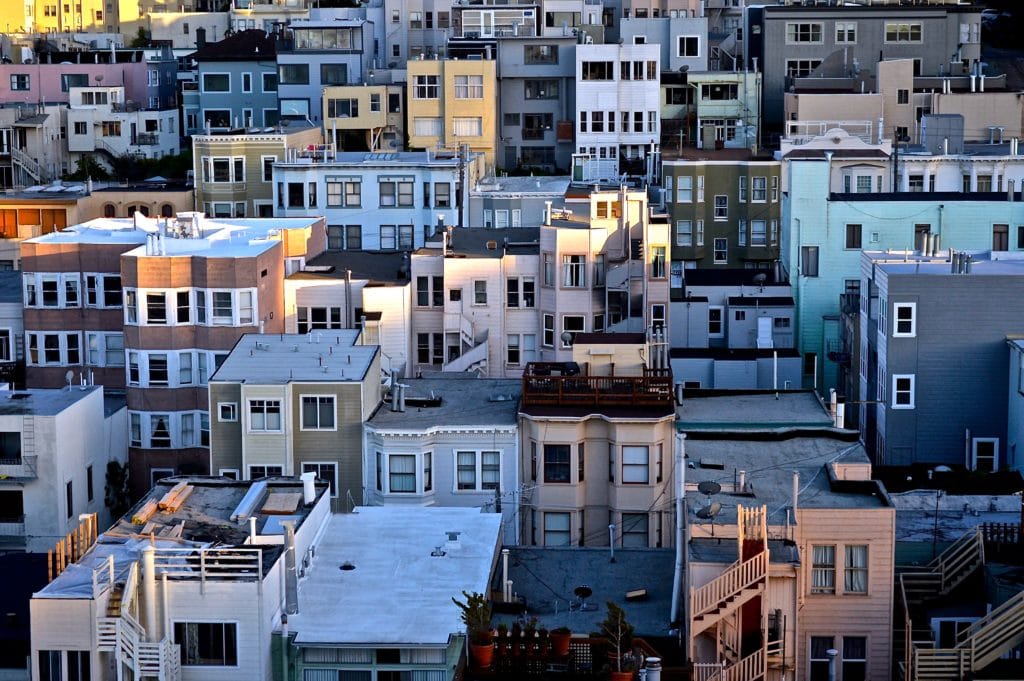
[865,250,1024,276]
[418,227,540,259]
[212,332,378,384]
[473,175,571,196]
[677,392,833,430]
[493,547,675,637]
[277,150,464,168]
[892,490,1023,543]
[288,506,501,646]
[0,386,101,416]
[290,251,409,284]
[368,375,520,430]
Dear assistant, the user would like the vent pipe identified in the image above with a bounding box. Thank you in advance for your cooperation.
[300,471,316,505]
[738,470,746,493]
[248,516,257,543]
[282,521,299,615]
[792,471,800,517]
[142,545,159,641]
[669,432,686,627]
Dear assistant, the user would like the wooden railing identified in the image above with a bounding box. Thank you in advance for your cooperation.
[721,649,765,681]
[152,547,263,581]
[521,372,674,408]
[900,528,983,606]
[691,550,768,623]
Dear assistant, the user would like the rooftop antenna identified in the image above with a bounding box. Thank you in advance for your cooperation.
[753,272,767,292]
[696,480,722,536]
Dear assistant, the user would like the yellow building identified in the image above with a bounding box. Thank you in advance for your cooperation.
[322,84,405,152]
[30,0,111,32]
[406,58,497,168]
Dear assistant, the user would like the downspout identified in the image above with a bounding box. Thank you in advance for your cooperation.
[670,432,686,627]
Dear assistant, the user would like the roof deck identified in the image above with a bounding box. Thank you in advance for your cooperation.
[520,362,673,409]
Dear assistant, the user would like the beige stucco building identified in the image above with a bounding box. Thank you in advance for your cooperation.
[322,84,405,153]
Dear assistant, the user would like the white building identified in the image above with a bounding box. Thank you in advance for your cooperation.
[575,43,661,181]
[0,386,126,554]
[364,375,520,543]
[66,87,180,165]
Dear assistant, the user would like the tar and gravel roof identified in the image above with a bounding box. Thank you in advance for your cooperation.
[368,375,520,430]
[212,331,378,384]
[288,506,501,646]
[0,386,101,416]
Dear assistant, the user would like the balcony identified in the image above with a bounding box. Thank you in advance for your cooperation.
[0,514,25,537]
[134,133,160,146]
[0,455,37,480]
[521,363,673,409]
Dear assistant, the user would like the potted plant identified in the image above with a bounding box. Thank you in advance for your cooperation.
[453,591,494,669]
[550,626,572,657]
[600,601,636,681]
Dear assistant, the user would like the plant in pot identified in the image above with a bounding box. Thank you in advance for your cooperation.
[453,591,494,670]
[600,601,636,681]
[550,626,573,657]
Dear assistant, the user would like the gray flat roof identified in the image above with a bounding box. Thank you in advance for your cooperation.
[473,175,571,196]
[291,251,409,284]
[865,250,1024,276]
[368,375,520,430]
[493,547,675,637]
[418,227,540,259]
[0,386,100,416]
[891,490,1022,543]
[289,506,501,646]
[212,332,377,384]
[677,392,833,430]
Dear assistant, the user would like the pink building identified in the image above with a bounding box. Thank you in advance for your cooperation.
[0,56,149,105]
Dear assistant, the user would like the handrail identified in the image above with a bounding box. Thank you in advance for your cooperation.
[152,546,263,580]
[691,551,768,620]
[11,146,43,180]
[721,649,765,681]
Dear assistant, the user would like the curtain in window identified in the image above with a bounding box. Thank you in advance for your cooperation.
[457,451,476,488]
[452,117,482,136]
[845,545,868,592]
[812,545,835,591]
[389,455,416,492]
[413,117,442,136]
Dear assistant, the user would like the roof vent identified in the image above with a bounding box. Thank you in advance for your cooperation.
[339,562,356,571]
[486,240,497,250]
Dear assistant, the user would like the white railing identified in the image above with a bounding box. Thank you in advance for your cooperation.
[443,332,489,374]
[443,312,476,347]
[152,547,263,583]
[11,147,43,180]
[90,554,116,598]
[785,120,874,145]
[721,649,765,681]
[693,661,725,681]
[691,550,768,621]
[0,516,26,537]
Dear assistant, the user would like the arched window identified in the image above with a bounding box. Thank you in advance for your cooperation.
[126,205,138,215]
[103,204,116,218]
[139,205,151,217]
[160,204,174,218]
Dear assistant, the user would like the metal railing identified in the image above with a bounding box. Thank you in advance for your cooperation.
[785,120,874,145]
[0,514,26,536]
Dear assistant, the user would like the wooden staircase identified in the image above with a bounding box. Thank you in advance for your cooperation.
[900,529,984,607]
[690,551,769,635]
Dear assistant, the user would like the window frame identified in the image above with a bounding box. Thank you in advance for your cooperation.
[892,303,916,337]
[811,544,836,594]
[891,374,915,409]
[172,621,239,667]
[248,399,283,433]
[300,394,336,431]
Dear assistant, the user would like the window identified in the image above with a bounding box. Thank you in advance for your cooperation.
[249,400,282,432]
[506,277,535,308]
[301,395,335,430]
[525,45,558,64]
[173,622,238,666]
[241,73,252,93]
[885,22,922,43]
[453,117,482,137]
[456,450,500,491]
[543,444,571,483]
[262,72,277,92]
[594,255,605,286]
[415,276,443,307]
[892,374,915,409]
[562,255,586,288]
[786,22,822,43]
[973,438,998,472]
[562,316,584,348]
[811,545,836,594]
[621,446,649,484]
[326,98,358,118]
[801,246,820,277]
[676,175,693,202]
[379,179,414,207]
[708,307,724,337]
[785,59,822,78]
[61,73,88,91]
[702,83,738,100]
[738,175,747,202]
[844,545,868,594]
[714,195,728,220]
[249,465,283,479]
[320,63,347,86]
[201,73,229,92]
[150,414,172,448]
[751,176,767,202]
[751,220,767,247]
[836,21,856,43]
[38,651,62,681]
[278,63,309,84]
[471,280,487,305]
[713,238,728,264]
[525,79,559,99]
[622,513,648,547]
[809,636,835,681]
[302,462,338,497]
[218,403,238,422]
[544,512,571,546]
[994,223,1009,251]
[845,223,862,249]
[413,75,439,99]
[454,74,484,98]
[651,246,666,278]
[893,303,916,337]
[27,332,81,366]
[677,35,699,57]
[842,636,867,681]
[581,61,614,80]
[543,314,554,347]
[10,74,30,90]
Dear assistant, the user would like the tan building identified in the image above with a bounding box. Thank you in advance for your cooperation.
[518,334,677,547]
[681,392,895,681]
[0,184,89,268]
[78,181,196,221]
[209,331,381,512]
[322,84,405,152]
[20,212,327,494]
[407,58,498,168]
[192,122,322,219]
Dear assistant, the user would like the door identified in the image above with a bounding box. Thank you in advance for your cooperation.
[972,438,998,471]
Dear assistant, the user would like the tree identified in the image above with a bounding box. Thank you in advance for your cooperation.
[129,27,150,48]
[64,154,111,181]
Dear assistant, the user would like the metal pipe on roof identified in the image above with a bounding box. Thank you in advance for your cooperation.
[142,545,159,641]
[670,432,686,628]
[282,521,299,615]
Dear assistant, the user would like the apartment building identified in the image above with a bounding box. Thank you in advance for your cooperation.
[1008,339,1024,474]
[381,0,453,66]
[0,52,150,108]
[749,0,983,128]
[30,476,331,681]
[79,180,195,221]
[0,104,68,188]
[230,0,311,33]
[518,335,677,547]
[407,57,499,168]
[0,387,126,553]
[410,228,539,376]
[0,184,90,266]
[857,250,1024,469]
[148,11,231,49]
[185,29,282,134]
[575,42,661,181]
[364,375,520,542]
[661,70,762,152]
[209,331,380,511]
[272,150,485,249]
[0,272,25,384]
[495,36,577,172]
[681,391,895,681]
[20,212,327,493]
[276,20,374,124]
[322,84,405,153]
[66,86,180,167]
[619,16,708,72]
[662,154,781,270]
[470,175,571,230]
[193,122,322,218]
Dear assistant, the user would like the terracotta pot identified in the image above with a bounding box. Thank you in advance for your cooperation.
[550,630,572,657]
[470,641,495,669]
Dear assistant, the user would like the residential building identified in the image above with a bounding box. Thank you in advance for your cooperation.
[0,183,90,265]
[282,506,502,681]
[0,104,72,187]
[381,0,452,66]
[276,20,375,124]
[230,0,311,33]
[0,387,127,553]
[284,250,412,378]
[407,57,499,168]
[495,36,577,172]
[518,335,677,547]
[147,12,232,49]
[0,50,151,107]
[209,331,380,512]
[575,42,661,181]
[682,391,896,681]
[17,0,110,33]
[78,180,196,221]
[857,250,1024,469]
[1009,339,1024,474]
[619,16,709,73]
[322,84,405,153]
[272,150,485,248]
[0,271,25,385]
[410,228,539,376]
[470,175,571,230]
[66,86,180,168]
[30,476,332,681]
[193,122,322,218]
[364,375,520,542]
[748,0,983,129]
[662,153,781,270]
[184,29,282,134]
[20,212,327,493]
[660,70,761,153]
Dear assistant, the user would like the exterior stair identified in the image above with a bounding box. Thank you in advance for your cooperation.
[690,550,768,635]
[900,528,984,607]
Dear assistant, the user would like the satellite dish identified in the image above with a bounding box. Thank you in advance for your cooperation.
[697,480,721,496]
[752,273,768,285]
[560,331,575,346]
[696,501,722,520]
[64,370,74,387]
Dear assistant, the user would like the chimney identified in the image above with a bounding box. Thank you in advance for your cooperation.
[300,471,316,505]
[738,470,746,493]
[142,545,159,641]
[398,384,406,412]
[544,200,553,224]
[282,521,299,615]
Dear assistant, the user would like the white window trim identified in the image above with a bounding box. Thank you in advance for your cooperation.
[200,72,232,94]
[218,402,238,422]
[891,373,915,409]
[377,451,431,495]
[26,331,81,366]
[785,21,824,44]
[83,272,123,309]
[248,399,284,434]
[85,331,125,368]
[301,461,339,498]
[128,410,210,449]
[23,272,81,309]
[299,394,337,432]
[453,449,503,493]
[218,468,240,479]
[971,438,999,471]
[892,302,916,338]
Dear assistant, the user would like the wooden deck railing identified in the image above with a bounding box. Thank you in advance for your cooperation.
[521,372,673,408]
[691,550,768,622]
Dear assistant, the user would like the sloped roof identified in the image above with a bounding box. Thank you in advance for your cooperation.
[190,29,278,61]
